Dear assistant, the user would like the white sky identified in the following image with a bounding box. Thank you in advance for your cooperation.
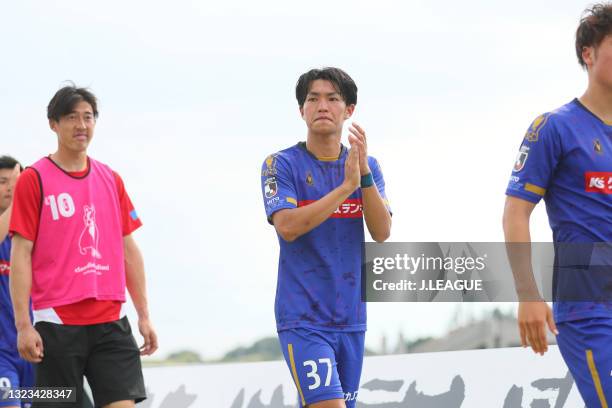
[0,0,591,359]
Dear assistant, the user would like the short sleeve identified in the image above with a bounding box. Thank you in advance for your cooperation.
[261,154,298,224]
[368,156,391,213]
[506,113,562,204]
[9,168,42,241]
[112,171,143,236]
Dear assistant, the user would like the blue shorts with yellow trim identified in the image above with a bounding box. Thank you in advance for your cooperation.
[0,351,34,407]
[278,328,365,407]
[556,318,612,407]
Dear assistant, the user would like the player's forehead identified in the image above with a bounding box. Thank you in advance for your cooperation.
[66,100,94,115]
[307,79,340,95]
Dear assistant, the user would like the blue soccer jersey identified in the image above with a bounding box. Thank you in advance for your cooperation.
[0,237,17,355]
[261,142,389,332]
[506,99,612,322]
[1,236,34,408]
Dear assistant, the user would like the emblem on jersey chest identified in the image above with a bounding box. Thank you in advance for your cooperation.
[513,145,530,172]
[594,139,603,154]
[306,171,314,186]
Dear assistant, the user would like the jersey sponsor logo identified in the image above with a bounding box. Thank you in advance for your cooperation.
[513,146,529,172]
[266,196,280,207]
[264,177,278,198]
[0,260,9,275]
[306,171,314,186]
[585,172,612,194]
[299,198,363,218]
[524,113,549,142]
[594,139,603,154]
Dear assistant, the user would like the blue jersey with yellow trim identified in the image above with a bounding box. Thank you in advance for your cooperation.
[506,99,612,322]
[0,236,18,355]
[262,142,389,332]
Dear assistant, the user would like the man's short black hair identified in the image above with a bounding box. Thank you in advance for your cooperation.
[295,67,358,108]
[0,155,22,171]
[576,3,612,68]
[47,83,99,122]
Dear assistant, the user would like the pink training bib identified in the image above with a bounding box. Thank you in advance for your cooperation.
[30,157,126,310]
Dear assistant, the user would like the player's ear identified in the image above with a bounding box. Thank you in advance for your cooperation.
[49,119,58,132]
[299,106,305,120]
[582,46,595,69]
[345,104,355,119]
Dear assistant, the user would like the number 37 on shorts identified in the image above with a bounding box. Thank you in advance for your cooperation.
[278,328,365,407]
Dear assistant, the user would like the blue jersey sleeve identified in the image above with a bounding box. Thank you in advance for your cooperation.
[261,153,298,223]
[368,156,391,213]
[506,113,562,203]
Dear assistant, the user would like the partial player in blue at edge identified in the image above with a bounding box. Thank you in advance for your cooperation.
[261,67,392,408]
[0,156,33,408]
[503,4,612,406]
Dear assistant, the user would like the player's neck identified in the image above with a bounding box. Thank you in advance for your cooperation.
[580,84,612,124]
[305,132,342,159]
[50,150,88,172]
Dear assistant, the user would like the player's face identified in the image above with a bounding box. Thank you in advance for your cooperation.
[585,34,612,89]
[49,100,96,154]
[0,168,13,213]
[300,79,354,136]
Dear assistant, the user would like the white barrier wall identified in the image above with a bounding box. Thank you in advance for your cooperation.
[140,346,585,407]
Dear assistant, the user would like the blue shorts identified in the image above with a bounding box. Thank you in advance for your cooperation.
[556,318,612,407]
[278,328,364,407]
[0,351,34,408]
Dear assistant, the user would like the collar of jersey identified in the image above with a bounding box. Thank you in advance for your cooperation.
[297,141,346,162]
[44,156,91,179]
[574,98,612,127]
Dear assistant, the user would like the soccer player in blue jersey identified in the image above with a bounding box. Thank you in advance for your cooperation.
[261,67,392,408]
[503,4,612,405]
[0,155,33,408]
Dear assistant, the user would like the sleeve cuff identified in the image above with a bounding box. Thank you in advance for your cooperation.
[505,189,541,204]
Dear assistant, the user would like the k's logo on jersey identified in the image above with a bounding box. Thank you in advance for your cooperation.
[306,171,314,186]
[594,139,603,154]
[524,113,549,142]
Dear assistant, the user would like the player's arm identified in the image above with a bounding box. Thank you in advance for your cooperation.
[503,196,540,299]
[503,197,557,356]
[348,123,391,242]
[113,171,158,356]
[124,234,158,356]
[360,163,391,243]
[503,114,561,356]
[272,147,361,242]
[10,234,43,363]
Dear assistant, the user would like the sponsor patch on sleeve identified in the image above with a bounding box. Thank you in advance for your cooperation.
[513,145,530,172]
[264,177,278,198]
